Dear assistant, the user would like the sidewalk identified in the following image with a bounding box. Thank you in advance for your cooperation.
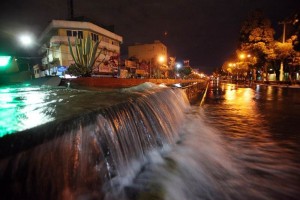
[255,81,300,89]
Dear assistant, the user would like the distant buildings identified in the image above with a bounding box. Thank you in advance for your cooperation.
[128,40,167,62]
[128,40,168,78]
[37,20,123,77]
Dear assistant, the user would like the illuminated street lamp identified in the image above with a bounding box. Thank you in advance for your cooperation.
[239,53,246,60]
[228,62,238,80]
[155,55,166,79]
[18,33,53,75]
[238,53,252,81]
[239,53,251,60]
[158,55,165,63]
[18,34,34,47]
[228,63,236,68]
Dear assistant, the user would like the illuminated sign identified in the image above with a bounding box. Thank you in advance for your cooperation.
[0,56,12,67]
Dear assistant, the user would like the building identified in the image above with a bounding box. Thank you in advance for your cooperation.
[37,20,123,77]
[128,40,168,78]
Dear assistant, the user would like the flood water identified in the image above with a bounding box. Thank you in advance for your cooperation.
[107,81,300,200]
[0,85,136,137]
[1,81,300,200]
[200,81,300,199]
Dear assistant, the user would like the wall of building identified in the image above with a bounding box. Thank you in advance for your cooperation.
[38,20,123,77]
[128,41,167,64]
[52,28,121,67]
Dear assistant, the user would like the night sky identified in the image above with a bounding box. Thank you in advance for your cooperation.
[1,0,300,73]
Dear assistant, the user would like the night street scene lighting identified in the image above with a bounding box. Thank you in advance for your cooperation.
[0,0,300,200]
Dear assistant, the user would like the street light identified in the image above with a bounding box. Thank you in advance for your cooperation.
[228,63,236,67]
[239,53,246,60]
[228,62,238,80]
[175,63,182,79]
[156,55,166,79]
[239,53,253,80]
[18,33,53,75]
[18,34,34,47]
[158,55,165,63]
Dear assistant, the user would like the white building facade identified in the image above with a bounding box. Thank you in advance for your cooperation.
[37,20,123,77]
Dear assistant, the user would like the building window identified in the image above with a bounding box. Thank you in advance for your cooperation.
[67,30,72,37]
[78,31,83,39]
[91,33,99,41]
[72,31,77,37]
[66,30,83,39]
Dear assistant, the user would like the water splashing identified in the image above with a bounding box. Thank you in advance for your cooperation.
[0,85,190,200]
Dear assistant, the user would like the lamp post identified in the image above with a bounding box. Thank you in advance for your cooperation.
[279,21,287,81]
[157,55,166,78]
[228,63,237,81]
[278,19,298,81]
[18,34,34,75]
[19,33,54,75]
[175,63,182,79]
[238,53,252,81]
[149,58,152,78]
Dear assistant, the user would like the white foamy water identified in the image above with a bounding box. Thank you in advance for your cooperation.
[1,82,299,200]
[104,83,300,200]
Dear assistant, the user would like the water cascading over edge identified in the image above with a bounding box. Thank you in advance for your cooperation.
[0,86,190,200]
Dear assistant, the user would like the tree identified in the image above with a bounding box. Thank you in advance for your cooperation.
[67,36,103,77]
[179,66,192,78]
[285,12,300,51]
[239,10,275,74]
[274,40,295,60]
[274,40,298,81]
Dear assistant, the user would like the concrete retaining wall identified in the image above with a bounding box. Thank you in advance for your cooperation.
[67,77,207,88]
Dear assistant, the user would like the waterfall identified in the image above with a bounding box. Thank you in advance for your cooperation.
[0,84,190,200]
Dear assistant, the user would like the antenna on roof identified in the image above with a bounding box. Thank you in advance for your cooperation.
[68,0,74,20]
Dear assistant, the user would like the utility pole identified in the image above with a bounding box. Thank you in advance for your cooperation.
[149,58,152,79]
[278,17,298,81]
[68,0,74,20]
[279,21,286,81]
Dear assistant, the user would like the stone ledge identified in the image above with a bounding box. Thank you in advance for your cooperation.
[66,77,206,88]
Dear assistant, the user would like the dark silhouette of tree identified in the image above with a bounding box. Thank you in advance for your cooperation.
[179,66,192,78]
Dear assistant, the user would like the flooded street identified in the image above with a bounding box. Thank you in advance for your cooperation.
[198,81,300,199]
[110,81,300,200]
[1,82,300,200]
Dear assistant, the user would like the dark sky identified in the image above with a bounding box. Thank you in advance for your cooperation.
[1,0,300,73]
